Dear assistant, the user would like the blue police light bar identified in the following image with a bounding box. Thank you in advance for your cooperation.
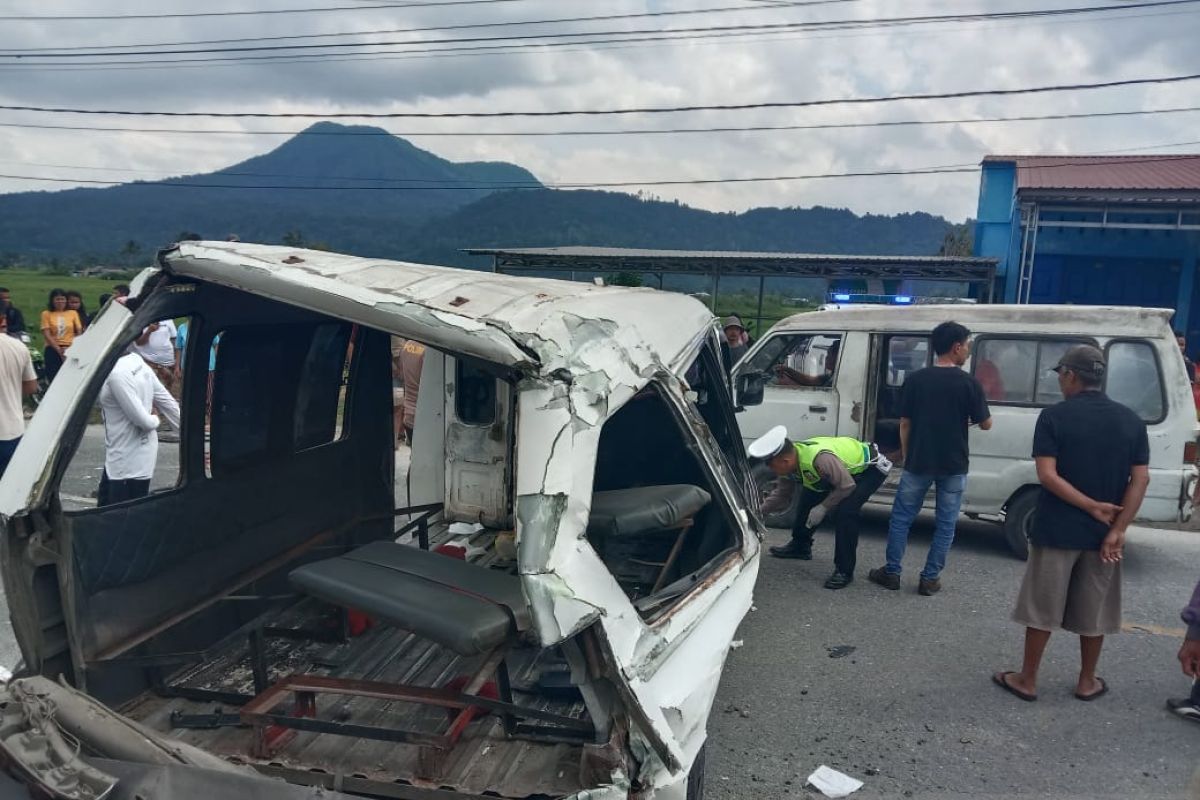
[826,292,915,305]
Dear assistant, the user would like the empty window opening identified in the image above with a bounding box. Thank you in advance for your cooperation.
[61,316,189,512]
[591,384,740,618]
[207,322,355,478]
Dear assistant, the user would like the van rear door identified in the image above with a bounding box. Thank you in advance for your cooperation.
[443,357,513,528]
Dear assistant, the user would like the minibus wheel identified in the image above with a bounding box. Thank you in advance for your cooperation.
[1003,491,1037,561]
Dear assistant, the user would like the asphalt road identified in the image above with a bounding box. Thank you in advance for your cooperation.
[1,430,1196,797]
[706,511,1200,800]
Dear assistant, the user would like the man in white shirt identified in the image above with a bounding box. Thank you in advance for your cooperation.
[0,312,38,478]
[97,343,181,507]
[132,319,179,397]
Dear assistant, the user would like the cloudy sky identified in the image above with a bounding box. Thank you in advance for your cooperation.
[0,0,1197,221]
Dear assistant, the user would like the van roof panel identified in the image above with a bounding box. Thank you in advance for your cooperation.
[163,241,715,375]
[770,304,1174,337]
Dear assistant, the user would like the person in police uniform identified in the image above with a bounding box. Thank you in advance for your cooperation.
[751,425,892,589]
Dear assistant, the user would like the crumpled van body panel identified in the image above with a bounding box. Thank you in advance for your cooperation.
[0,242,762,800]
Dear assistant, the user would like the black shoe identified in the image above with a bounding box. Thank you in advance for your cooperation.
[1167,698,1200,723]
[918,577,942,596]
[769,541,813,560]
[824,571,853,590]
[867,567,900,590]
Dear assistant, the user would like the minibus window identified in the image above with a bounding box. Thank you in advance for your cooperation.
[748,333,842,389]
[975,339,1037,402]
[886,336,929,386]
[1034,341,1089,404]
[1105,341,1165,423]
[293,323,354,450]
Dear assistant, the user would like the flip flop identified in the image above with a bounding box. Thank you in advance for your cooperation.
[992,671,1037,702]
[1075,677,1108,701]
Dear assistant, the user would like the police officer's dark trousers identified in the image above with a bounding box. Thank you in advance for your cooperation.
[789,467,887,576]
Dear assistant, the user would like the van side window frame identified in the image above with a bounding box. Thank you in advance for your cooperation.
[884,334,931,387]
[970,334,1098,409]
[683,337,754,505]
[746,331,844,390]
[1103,337,1168,425]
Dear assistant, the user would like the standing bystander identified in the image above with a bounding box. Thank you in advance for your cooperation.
[723,317,750,366]
[1166,577,1200,722]
[132,319,179,398]
[399,339,426,446]
[391,337,406,450]
[1178,334,1196,384]
[0,311,38,477]
[0,288,26,337]
[40,289,84,382]
[992,345,1149,702]
[869,321,992,595]
[97,335,181,507]
[65,290,90,328]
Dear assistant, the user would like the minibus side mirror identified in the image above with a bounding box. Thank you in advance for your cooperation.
[736,371,767,408]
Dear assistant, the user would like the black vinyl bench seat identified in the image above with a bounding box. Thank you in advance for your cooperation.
[289,540,528,657]
[244,485,709,766]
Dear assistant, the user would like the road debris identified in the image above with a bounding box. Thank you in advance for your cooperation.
[807,765,864,798]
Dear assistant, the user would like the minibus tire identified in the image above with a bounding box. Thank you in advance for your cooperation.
[686,742,707,799]
[1003,491,1037,561]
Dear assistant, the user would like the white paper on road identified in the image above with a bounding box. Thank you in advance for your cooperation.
[807,765,863,798]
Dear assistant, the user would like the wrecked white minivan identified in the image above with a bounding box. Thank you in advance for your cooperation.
[0,242,762,800]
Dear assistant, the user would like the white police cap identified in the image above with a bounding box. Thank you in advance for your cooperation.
[747,425,789,460]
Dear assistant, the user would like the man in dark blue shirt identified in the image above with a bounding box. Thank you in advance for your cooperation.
[993,345,1150,703]
[869,321,992,596]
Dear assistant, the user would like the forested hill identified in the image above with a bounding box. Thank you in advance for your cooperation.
[0,122,958,267]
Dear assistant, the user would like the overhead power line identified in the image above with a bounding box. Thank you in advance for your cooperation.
[2,1,1194,60]
[0,0,862,53]
[1,154,1197,192]
[1,104,1197,138]
[1,72,1197,118]
[5,6,1192,72]
[0,0,561,22]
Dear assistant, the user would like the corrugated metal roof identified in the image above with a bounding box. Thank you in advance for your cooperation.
[466,246,995,265]
[984,154,1200,191]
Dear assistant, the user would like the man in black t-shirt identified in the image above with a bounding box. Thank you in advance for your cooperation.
[993,345,1149,704]
[868,321,991,596]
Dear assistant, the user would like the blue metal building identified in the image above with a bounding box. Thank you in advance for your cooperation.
[974,155,1200,340]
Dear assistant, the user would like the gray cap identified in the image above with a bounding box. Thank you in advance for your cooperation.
[1052,344,1106,379]
[723,315,745,331]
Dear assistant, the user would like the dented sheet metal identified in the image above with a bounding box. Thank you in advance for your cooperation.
[0,287,141,518]
[162,242,712,381]
[2,241,758,799]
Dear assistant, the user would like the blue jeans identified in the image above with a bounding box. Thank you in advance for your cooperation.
[885,471,967,580]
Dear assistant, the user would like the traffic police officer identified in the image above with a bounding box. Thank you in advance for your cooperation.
[750,425,891,589]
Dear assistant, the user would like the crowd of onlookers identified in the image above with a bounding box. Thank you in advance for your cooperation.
[0,283,132,384]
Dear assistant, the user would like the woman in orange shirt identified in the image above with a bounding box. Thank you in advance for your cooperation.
[40,288,84,382]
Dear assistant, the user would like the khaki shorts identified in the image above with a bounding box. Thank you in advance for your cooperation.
[1012,545,1121,637]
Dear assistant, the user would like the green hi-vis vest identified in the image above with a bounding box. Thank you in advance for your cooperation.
[794,436,871,490]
